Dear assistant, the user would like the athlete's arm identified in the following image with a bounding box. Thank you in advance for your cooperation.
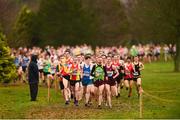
[132,63,136,72]
[56,65,61,76]
[79,65,83,79]
[103,66,108,80]
[90,65,96,77]
[120,66,124,73]
[113,66,119,79]
[56,65,59,73]
[139,62,144,71]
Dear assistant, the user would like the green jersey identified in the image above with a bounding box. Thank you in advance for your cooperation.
[130,48,138,57]
[94,65,105,81]
[43,60,51,73]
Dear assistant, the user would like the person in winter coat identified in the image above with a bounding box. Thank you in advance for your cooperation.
[28,54,39,101]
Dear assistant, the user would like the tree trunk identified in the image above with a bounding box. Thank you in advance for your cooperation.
[174,39,180,72]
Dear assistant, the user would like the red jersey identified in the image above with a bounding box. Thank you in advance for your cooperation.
[61,63,70,76]
[67,58,73,65]
[112,62,120,69]
[124,63,134,79]
[70,64,81,81]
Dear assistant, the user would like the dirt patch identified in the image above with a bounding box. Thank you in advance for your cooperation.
[26,104,106,119]
[25,101,138,119]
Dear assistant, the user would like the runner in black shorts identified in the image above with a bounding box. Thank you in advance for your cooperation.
[133,56,144,96]
[69,57,82,106]
[59,55,71,105]
[91,56,107,108]
[105,56,119,108]
[124,57,134,97]
[56,60,65,99]
[112,55,124,97]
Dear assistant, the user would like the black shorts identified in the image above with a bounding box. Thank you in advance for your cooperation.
[62,75,70,81]
[70,80,81,86]
[44,72,50,76]
[138,53,145,57]
[133,76,141,81]
[106,78,116,86]
[93,80,104,87]
[22,66,27,72]
[124,78,133,81]
[155,53,160,57]
[39,69,43,73]
[59,81,64,90]
[148,53,153,57]
[116,75,123,84]
[57,74,62,78]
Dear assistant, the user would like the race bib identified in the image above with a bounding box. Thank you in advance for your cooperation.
[107,71,113,77]
[133,72,139,76]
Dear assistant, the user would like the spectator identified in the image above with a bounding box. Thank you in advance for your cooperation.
[28,54,39,101]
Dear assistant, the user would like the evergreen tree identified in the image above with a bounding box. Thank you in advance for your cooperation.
[13,5,37,47]
[0,27,17,83]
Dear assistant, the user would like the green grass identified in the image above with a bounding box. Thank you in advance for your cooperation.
[0,61,180,119]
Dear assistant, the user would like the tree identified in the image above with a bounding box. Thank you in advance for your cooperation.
[82,0,129,46]
[37,0,96,47]
[125,0,180,71]
[12,5,37,47]
[36,0,130,47]
[0,0,40,46]
[0,27,17,83]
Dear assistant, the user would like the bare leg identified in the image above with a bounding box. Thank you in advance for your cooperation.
[111,85,118,97]
[105,84,112,108]
[98,84,105,106]
[63,78,70,103]
[128,80,133,97]
[124,80,129,90]
[85,85,92,105]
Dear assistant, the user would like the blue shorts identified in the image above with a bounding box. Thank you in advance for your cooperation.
[82,79,93,86]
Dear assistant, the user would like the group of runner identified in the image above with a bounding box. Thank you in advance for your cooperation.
[11,45,146,108]
[11,43,175,83]
[96,43,176,63]
[55,52,144,108]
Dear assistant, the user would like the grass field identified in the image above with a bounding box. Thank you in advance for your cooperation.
[0,61,180,119]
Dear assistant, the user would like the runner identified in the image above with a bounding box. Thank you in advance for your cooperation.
[133,56,144,96]
[69,56,82,106]
[81,55,94,107]
[77,54,84,101]
[105,56,119,108]
[56,55,66,102]
[130,45,138,57]
[21,53,30,83]
[50,57,57,88]
[37,55,44,84]
[137,44,145,61]
[43,54,53,101]
[14,52,23,82]
[112,55,124,97]
[60,54,71,105]
[124,57,134,97]
[163,44,170,62]
[91,56,107,108]
[43,54,52,83]
[153,44,161,61]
